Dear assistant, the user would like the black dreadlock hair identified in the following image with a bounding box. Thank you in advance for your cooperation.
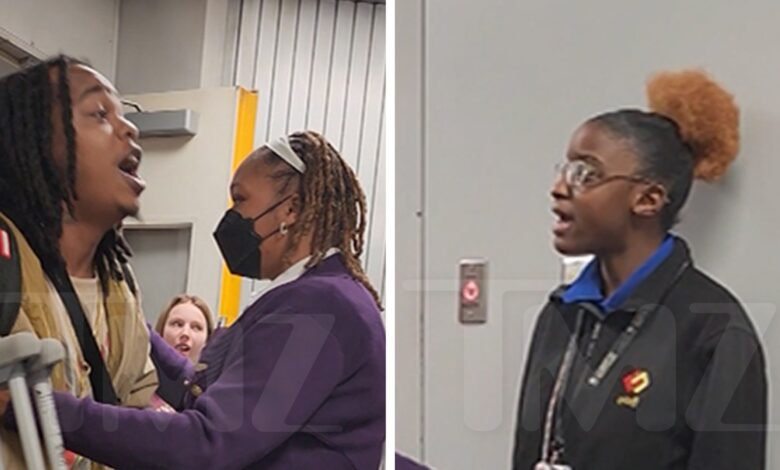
[0,55,133,292]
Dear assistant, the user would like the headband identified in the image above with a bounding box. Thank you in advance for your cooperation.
[265,136,306,173]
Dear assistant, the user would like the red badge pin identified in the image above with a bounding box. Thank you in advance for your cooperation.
[622,369,651,395]
[0,229,11,260]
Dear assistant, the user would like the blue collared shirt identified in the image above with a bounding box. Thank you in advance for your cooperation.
[561,234,675,313]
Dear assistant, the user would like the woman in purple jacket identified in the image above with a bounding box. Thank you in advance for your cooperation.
[39,131,385,469]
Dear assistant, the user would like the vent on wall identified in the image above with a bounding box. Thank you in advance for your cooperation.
[125,110,200,138]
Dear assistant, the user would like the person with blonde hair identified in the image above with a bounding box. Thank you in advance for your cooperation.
[154,294,214,363]
[147,294,215,412]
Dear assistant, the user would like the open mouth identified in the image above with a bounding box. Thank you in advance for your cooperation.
[119,148,146,194]
[552,207,575,235]
[174,343,191,354]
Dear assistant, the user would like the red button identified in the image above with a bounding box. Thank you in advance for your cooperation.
[462,280,480,303]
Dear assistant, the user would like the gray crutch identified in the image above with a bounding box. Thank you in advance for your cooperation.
[25,338,67,470]
[0,332,45,470]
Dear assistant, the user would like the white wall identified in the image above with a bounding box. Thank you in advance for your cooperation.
[200,0,234,89]
[114,0,236,94]
[116,0,211,94]
[233,0,386,299]
[0,0,119,80]
[0,0,231,92]
[397,0,780,468]
[123,87,240,320]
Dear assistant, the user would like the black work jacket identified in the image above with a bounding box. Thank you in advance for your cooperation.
[512,238,767,470]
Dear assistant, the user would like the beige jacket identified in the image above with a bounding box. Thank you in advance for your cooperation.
[0,212,158,470]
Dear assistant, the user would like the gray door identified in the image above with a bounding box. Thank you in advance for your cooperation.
[123,226,192,325]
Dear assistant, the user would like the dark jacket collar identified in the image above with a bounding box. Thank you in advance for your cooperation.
[550,237,693,316]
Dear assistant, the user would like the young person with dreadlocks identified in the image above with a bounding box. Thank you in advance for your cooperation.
[512,70,767,470]
[0,56,157,469]
[18,131,386,469]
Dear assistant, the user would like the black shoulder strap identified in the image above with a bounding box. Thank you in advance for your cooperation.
[45,266,119,405]
[0,219,22,336]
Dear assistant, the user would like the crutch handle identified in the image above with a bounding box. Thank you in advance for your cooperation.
[25,339,65,375]
[0,333,41,369]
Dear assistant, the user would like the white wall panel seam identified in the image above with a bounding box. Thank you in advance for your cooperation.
[337,3,359,151]
[228,0,244,85]
[321,0,341,135]
[250,0,264,87]
[303,0,321,128]
[354,6,377,175]
[284,0,304,133]
[364,76,385,272]
[420,0,428,459]
[262,0,284,141]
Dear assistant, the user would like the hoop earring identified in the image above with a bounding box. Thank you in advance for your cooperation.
[279,221,288,235]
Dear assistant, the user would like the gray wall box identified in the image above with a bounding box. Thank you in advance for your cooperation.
[126,110,199,138]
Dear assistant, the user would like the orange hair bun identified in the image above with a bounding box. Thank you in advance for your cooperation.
[646,69,739,181]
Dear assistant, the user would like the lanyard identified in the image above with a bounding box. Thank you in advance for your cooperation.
[587,260,690,387]
[541,309,584,464]
[540,260,690,464]
[586,306,651,386]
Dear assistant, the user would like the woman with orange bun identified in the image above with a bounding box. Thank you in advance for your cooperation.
[512,70,766,470]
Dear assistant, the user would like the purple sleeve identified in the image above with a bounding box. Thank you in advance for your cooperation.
[56,311,345,470]
[149,328,194,381]
[396,453,430,470]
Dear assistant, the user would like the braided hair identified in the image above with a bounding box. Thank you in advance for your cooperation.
[0,55,133,291]
[260,130,382,309]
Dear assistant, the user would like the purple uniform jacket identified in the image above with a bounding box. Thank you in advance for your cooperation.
[395,453,430,470]
[53,255,386,469]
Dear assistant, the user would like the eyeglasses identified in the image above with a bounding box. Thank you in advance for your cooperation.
[554,160,653,194]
